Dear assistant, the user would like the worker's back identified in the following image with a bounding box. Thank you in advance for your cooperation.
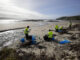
[59,26,63,30]
[48,31,53,38]
[55,25,59,29]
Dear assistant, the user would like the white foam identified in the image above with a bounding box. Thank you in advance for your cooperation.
[3,40,13,46]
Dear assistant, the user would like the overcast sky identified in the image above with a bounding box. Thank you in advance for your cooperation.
[0,0,80,19]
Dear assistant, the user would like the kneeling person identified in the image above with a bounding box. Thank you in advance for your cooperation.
[48,30,53,40]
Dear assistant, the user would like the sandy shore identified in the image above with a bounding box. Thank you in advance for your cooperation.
[0,21,80,60]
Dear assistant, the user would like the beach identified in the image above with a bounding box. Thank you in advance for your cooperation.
[0,20,80,60]
[0,20,70,47]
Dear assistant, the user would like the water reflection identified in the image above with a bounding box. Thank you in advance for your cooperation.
[0,20,16,24]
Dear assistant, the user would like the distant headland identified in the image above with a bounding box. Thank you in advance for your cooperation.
[56,15,80,20]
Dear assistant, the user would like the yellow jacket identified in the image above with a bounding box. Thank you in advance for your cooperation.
[55,25,59,29]
[59,26,63,30]
[48,31,53,38]
[24,28,29,34]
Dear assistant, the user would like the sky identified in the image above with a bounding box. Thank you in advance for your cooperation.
[0,0,80,19]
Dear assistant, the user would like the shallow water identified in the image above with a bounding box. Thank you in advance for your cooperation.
[0,29,24,48]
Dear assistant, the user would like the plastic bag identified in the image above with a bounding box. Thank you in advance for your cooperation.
[59,40,71,44]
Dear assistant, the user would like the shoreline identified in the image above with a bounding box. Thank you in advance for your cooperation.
[0,27,25,32]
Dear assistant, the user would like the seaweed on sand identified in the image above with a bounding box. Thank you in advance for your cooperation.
[0,47,20,60]
[0,48,56,60]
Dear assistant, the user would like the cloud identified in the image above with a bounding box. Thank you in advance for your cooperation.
[1,0,79,19]
[11,0,60,19]
[0,0,49,19]
[14,0,80,19]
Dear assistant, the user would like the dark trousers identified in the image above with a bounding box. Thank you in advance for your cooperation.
[25,34,32,44]
[25,34,29,39]
[56,29,58,32]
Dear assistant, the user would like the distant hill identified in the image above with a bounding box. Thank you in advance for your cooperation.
[56,15,80,20]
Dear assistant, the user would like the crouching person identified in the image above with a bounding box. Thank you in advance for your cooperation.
[44,30,54,41]
[48,30,53,41]
[55,25,59,32]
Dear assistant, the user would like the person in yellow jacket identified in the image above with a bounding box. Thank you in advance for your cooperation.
[59,26,63,30]
[48,30,53,40]
[58,26,63,33]
[55,25,59,32]
[24,26,31,39]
